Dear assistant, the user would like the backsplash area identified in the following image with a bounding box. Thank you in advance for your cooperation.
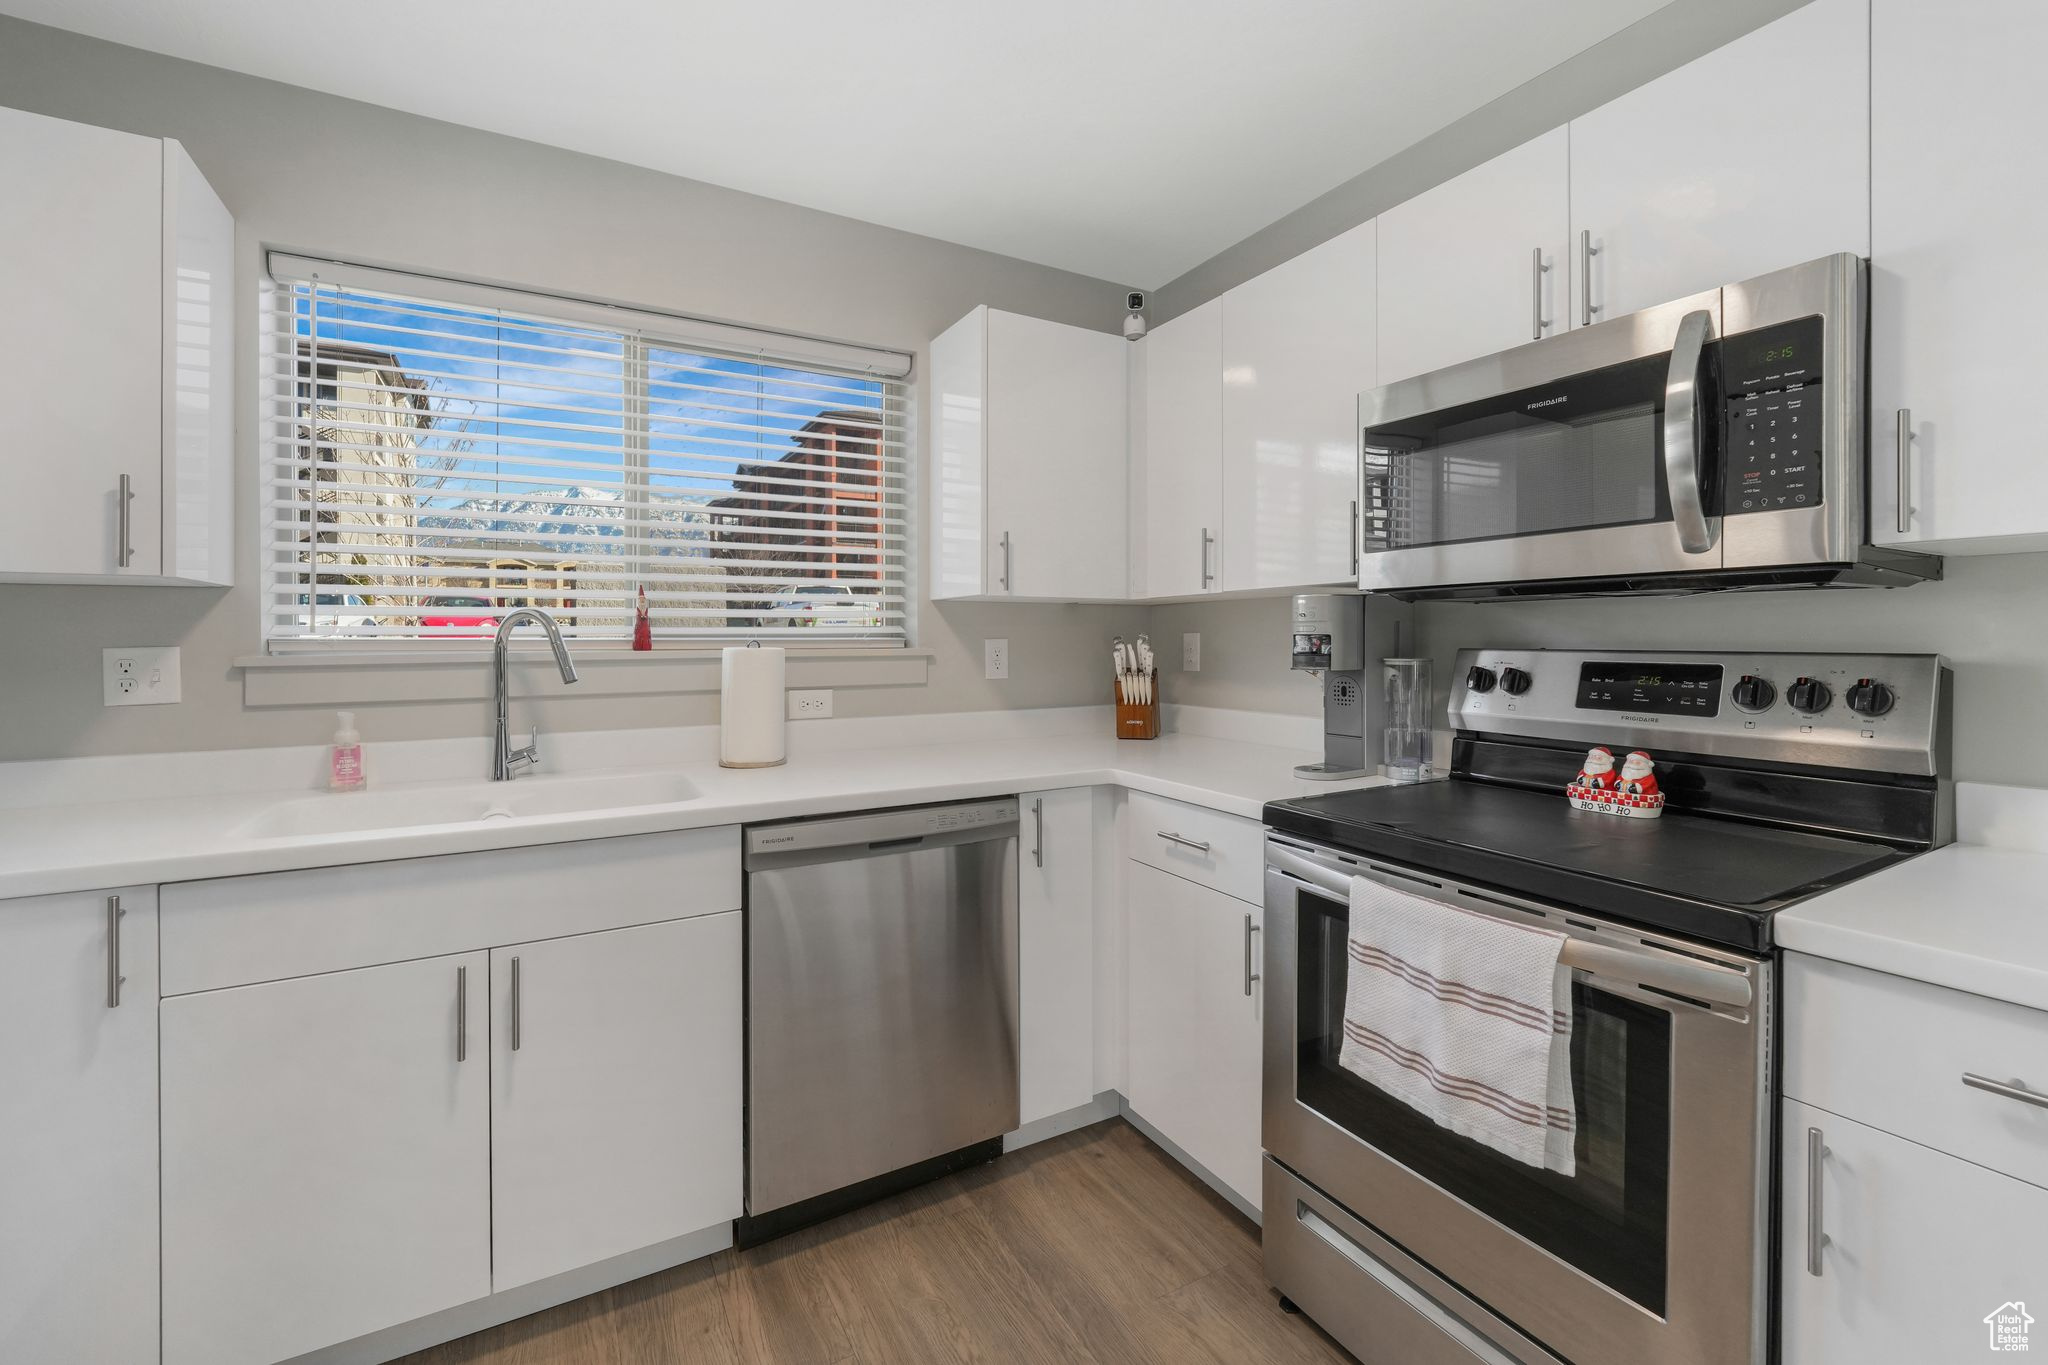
[1154,551,2048,787]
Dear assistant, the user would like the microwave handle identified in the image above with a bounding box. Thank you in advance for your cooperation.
[1663,307,1718,555]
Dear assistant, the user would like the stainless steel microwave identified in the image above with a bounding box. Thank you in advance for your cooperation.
[1356,253,1941,600]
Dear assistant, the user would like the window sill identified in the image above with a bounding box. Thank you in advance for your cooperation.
[233,647,934,709]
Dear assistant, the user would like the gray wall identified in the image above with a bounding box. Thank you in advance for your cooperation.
[1152,560,2048,787]
[0,16,1148,762]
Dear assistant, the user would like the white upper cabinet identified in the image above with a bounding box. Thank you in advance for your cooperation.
[1569,0,1869,323]
[1376,128,1569,385]
[0,105,233,585]
[1870,0,2048,551]
[1133,297,1224,598]
[0,888,160,1365]
[1220,220,1375,592]
[929,306,1128,601]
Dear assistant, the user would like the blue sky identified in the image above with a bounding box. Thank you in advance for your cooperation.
[294,286,889,562]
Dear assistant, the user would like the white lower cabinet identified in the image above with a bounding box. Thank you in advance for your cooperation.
[162,951,494,1365]
[1018,788,1100,1125]
[491,913,743,1290]
[1125,860,1263,1212]
[1781,1097,2047,1365]
[0,888,160,1365]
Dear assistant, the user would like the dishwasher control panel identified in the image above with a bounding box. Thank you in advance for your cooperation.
[744,798,1020,862]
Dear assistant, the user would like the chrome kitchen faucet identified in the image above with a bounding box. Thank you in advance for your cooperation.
[492,608,579,780]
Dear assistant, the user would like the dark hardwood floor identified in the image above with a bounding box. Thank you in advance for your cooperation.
[397,1118,1353,1365]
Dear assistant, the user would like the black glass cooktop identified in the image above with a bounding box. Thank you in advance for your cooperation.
[1264,778,1923,952]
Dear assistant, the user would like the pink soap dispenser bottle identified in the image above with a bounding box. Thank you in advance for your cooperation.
[329,710,367,792]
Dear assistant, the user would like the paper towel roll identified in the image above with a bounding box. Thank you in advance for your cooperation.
[720,644,787,768]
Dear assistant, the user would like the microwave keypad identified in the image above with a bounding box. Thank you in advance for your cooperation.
[1721,315,1825,516]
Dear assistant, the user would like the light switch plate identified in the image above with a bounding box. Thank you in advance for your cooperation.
[104,647,181,706]
[985,639,1009,680]
[1182,633,1201,671]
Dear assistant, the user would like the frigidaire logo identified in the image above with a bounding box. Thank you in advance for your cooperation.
[1527,395,1570,410]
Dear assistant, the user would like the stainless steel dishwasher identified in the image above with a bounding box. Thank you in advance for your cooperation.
[742,799,1020,1239]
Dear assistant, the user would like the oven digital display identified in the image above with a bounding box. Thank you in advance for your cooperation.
[1576,661,1723,716]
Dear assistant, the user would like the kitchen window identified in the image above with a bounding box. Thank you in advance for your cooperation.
[263,255,911,647]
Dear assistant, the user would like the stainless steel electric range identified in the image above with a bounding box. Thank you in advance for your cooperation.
[1260,647,1951,1365]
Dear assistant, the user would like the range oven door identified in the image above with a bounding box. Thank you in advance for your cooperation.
[1262,836,1771,1365]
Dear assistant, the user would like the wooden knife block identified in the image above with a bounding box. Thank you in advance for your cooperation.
[1115,673,1160,741]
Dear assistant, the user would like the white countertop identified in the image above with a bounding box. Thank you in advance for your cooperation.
[1776,783,2048,1012]
[0,708,1384,901]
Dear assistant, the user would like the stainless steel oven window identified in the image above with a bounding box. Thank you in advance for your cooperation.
[1289,882,1672,1312]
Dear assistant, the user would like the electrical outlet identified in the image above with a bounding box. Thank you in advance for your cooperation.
[103,647,181,707]
[786,689,833,719]
[1182,633,1201,672]
[985,638,1009,680]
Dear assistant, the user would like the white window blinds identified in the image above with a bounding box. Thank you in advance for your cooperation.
[264,258,910,645]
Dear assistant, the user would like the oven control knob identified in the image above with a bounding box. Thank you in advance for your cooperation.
[1788,676,1833,715]
[1498,666,1532,696]
[1731,675,1776,712]
[1846,678,1895,717]
[1466,665,1498,694]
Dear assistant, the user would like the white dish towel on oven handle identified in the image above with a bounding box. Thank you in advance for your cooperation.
[1337,875,1577,1175]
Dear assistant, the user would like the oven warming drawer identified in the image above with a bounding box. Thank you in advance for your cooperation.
[1264,1158,1560,1365]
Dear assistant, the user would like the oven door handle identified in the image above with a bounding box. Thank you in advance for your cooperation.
[1663,307,1718,556]
[1266,844,1753,1009]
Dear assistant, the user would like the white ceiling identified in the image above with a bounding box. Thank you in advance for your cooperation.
[5,0,1669,287]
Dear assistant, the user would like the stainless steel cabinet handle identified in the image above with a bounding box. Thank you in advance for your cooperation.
[1531,246,1551,339]
[1896,409,1913,534]
[1156,830,1211,854]
[456,965,468,1063]
[1963,1072,2048,1110]
[510,955,523,1052]
[105,895,126,1009]
[117,474,135,569]
[1349,500,1360,576]
[998,531,1012,592]
[1806,1126,1829,1277]
[1243,913,1261,996]
[1663,308,1718,555]
[1031,798,1044,868]
[1579,230,1599,326]
[1200,527,1215,589]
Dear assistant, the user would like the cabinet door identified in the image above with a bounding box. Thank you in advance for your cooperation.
[1125,862,1262,1210]
[1570,0,1868,325]
[162,953,491,1365]
[1019,788,1098,1125]
[0,105,164,578]
[1135,298,1224,597]
[1221,220,1375,592]
[0,888,158,1365]
[985,309,1129,598]
[1376,128,1568,385]
[1781,1098,2048,1365]
[1871,0,2048,550]
[491,913,743,1291]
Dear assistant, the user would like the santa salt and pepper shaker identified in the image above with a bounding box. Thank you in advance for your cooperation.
[1567,746,1665,819]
